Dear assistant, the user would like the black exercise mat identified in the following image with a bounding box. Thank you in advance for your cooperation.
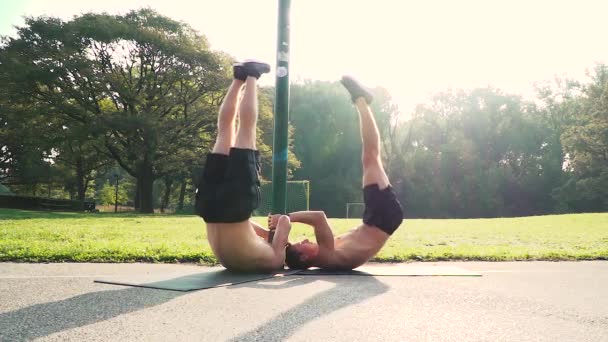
[95,268,300,292]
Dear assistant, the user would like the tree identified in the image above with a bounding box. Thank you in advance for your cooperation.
[556,64,608,211]
[52,122,111,207]
[98,182,128,206]
[532,77,582,212]
[0,99,53,191]
[0,9,230,212]
[403,87,550,217]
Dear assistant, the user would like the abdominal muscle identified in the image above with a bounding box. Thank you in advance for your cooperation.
[206,221,276,272]
[326,224,390,270]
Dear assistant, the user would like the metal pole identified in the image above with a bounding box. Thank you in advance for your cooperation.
[271,0,291,214]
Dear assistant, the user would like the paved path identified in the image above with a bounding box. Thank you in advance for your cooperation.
[0,261,606,341]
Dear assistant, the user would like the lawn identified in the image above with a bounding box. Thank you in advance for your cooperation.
[0,209,607,263]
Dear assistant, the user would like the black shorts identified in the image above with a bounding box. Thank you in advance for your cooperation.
[195,148,261,223]
[363,184,404,235]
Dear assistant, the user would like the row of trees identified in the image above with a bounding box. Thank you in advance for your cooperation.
[1,10,606,217]
[285,68,607,217]
[0,9,295,213]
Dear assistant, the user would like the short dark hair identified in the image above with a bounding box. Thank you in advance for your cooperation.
[285,244,312,269]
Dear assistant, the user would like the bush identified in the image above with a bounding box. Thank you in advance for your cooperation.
[98,182,129,206]
[0,195,95,211]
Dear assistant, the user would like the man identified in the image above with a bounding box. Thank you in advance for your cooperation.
[276,76,404,270]
[195,60,291,273]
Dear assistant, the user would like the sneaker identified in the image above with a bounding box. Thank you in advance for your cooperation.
[233,63,247,81]
[340,75,374,104]
[242,60,271,79]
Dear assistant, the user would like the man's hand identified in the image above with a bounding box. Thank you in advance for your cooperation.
[250,220,270,241]
[268,214,281,228]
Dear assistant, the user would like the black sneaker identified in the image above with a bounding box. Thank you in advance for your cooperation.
[233,63,247,81]
[340,75,374,104]
[242,60,271,79]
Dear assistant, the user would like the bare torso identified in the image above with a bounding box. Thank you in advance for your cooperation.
[206,221,280,272]
[316,224,390,270]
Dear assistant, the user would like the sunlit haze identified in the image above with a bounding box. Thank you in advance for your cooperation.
[2,0,607,115]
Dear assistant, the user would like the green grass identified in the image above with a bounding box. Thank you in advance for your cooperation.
[1,209,607,264]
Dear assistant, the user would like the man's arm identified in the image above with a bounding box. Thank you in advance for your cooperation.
[250,220,270,241]
[270,215,292,267]
[289,211,335,251]
[271,216,291,250]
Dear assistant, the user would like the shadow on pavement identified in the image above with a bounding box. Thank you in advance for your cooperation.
[228,275,390,341]
[0,272,389,341]
[0,286,183,341]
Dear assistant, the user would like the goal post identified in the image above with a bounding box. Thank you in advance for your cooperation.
[346,202,365,219]
[255,180,309,216]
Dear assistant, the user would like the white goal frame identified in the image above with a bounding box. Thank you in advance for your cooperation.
[345,202,364,219]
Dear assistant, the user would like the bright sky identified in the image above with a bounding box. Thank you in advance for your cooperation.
[2,0,607,114]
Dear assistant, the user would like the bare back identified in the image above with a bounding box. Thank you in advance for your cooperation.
[206,221,278,272]
[316,224,390,270]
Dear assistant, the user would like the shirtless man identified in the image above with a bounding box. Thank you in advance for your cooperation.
[195,60,291,273]
[276,76,404,270]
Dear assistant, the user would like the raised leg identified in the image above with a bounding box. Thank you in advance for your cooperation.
[340,75,390,189]
[234,76,258,150]
[354,98,390,189]
[212,79,244,155]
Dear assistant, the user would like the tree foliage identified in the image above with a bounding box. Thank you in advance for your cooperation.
[1,9,605,217]
[555,64,608,211]
[287,73,607,217]
[0,9,231,212]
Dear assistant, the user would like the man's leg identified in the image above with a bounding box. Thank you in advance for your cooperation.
[356,98,390,188]
[197,62,269,223]
[341,76,390,188]
[342,76,403,236]
[220,61,269,223]
[213,77,244,155]
[197,69,244,221]
[234,76,258,149]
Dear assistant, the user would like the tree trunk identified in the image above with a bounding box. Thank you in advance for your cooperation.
[160,177,172,213]
[177,178,186,211]
[76,159,86,210]
[138,164,155,213]
[134,177,141,210]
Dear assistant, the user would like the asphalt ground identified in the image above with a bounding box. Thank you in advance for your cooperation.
[0,261,606,341]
